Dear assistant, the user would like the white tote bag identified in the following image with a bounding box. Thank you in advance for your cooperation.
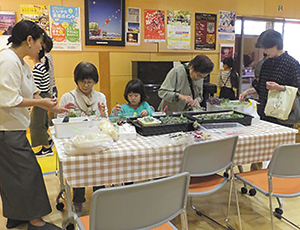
[265,86,298,120]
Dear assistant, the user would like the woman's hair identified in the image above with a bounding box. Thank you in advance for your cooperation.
[189,54,214,74]
[255,29,283,50]
[42,34,53,71]
[74,62,99,84]
[124,79,147,104]
[7,20,44,47]
[222,57,234,68]
[43,33,53,52]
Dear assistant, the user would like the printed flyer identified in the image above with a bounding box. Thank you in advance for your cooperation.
[218,10,236,40]
[126,7,140,46]
[20,4,49,34]
[195,13,216,50]
[0,11,15,35]
[220,43,234,69]
[167,10,191,49]
[50,5,81,51]
[144,9,165,42]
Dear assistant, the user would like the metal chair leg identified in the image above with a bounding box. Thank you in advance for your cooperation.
[180,209,189,230]
[276,197,283,209]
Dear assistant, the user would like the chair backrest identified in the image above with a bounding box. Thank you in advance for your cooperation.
[268,143,300,178]
[180,136,238,176]
[89,172,190,230]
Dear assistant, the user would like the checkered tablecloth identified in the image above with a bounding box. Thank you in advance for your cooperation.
[52,120,297,187]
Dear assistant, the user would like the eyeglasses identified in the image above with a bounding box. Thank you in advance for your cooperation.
[79,80,95,86]
[195,72,209,79]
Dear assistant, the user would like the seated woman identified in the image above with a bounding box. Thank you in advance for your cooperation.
[59,61,108,215]
[60,61,108,118]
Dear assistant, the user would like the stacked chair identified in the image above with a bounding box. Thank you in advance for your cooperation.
[180,136,242,230]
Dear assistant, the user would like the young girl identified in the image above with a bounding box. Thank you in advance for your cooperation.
[112,79,153,117]
[218,57,239,100]
[30,46,53,157]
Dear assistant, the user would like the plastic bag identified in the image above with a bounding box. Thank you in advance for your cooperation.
[265,86,298,120]
[71,132,112,149]
[64,131,113,155]
[98,119,118,141]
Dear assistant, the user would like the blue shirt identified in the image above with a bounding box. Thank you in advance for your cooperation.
[110,101,153,117]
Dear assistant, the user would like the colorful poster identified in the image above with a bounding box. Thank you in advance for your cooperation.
[167,10,191,49]
[195,13,216,50]
[50,6,81,51]
[144,9,165,42]
[126,8,140,46]
[20,4,49,34]
[0,11,15,35]
[86,0,125,46]
[220,44,234,69]
[218,10,236,41]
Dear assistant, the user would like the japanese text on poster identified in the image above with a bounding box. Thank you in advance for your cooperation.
[195,13,216,50]
[126,8,140,46]
[50,6,81,51]
[167,10,191,49]
[20,4,49,34]
[144,9,165,43]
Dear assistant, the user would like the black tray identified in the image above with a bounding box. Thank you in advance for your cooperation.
[184,110,253,126]
[128,115,195,136]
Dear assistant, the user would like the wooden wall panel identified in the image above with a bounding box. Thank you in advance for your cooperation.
[264,0,297,18]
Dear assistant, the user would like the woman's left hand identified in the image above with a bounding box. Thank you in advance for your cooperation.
[266,81,285,91]
[139,109,148,117]
[98,102,107,117]
[52,105,70,114]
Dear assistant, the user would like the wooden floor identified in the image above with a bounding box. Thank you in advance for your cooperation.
[1,169,300,230]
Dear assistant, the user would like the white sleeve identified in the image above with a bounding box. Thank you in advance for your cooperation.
[0,59,23,107]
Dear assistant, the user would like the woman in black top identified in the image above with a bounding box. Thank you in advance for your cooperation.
[240,29,300,125]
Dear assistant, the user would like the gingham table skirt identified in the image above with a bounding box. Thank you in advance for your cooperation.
[53,120,297,187]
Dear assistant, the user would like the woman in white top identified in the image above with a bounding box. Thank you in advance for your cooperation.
[0,20,72,230]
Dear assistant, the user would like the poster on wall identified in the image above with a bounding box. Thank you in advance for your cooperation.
[126,7,140,46]
[0,11,15,35]
[84,0,125,46]
[167,10,191,49]
[144,9,165,43]
[220,43,234,69]
[49,6,81,51]
[20,4,49,34]
[195,13,216,50]
[218,10,236,40]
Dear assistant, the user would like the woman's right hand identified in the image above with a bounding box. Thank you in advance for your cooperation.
[112,104,122,116]
[239,91,248,101]
[178,94,193,104]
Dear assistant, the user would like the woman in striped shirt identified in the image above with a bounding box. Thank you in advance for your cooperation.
[30,46,53,157]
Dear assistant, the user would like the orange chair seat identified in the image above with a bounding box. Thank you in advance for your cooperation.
[236,169,300,195]
[189,174,225,193]
[79,215,176,230]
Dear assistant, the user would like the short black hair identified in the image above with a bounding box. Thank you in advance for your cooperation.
[255,29,283,50]
[7,20,45,47]
[74,62,99,84]
[43,33,53,52]
[189,54,214,73]
[124,79,147,104]
[222,57,234,68]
